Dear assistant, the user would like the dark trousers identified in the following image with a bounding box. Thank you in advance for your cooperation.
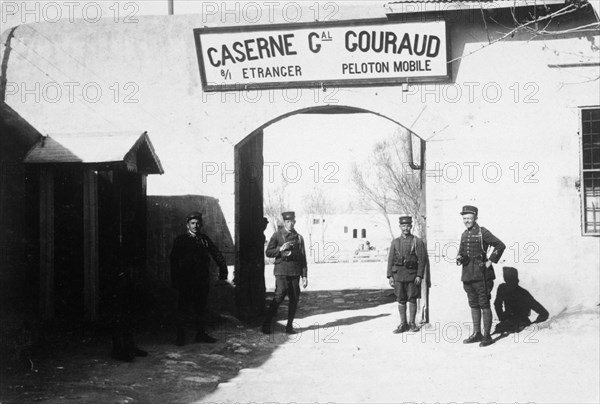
[177,282,210,331]
[266,275,300,325]
[108,275,134,350]
[394,280,421,304]
[463,280,494,309]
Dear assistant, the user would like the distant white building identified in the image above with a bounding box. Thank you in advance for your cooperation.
[298,213,404,263]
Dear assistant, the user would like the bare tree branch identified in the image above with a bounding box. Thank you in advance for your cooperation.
[351,128,424,238]
[448,3,597,64]
[263,176,289,233]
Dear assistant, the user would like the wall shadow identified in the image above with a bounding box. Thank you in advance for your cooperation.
[260,288,395,329]
[0,287,394,403]
[489,267,550,346]
[146,195,235,282]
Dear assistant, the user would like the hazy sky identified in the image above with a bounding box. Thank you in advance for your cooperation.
[263,113,402,212]
[1,0,362,28]
[2,1,202,29]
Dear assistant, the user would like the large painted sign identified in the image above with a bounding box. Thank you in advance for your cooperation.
[194,19,450,91]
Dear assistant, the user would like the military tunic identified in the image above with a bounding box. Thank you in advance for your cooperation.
[458,223,505,282]
[264,227,308,329]
[386,234,427,281]
[265,228,308,277]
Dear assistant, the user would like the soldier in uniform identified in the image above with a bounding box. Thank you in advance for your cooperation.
[456,205,505,347]
[170,211,228,346]
[387,215,427,333]
[262,211,308,335]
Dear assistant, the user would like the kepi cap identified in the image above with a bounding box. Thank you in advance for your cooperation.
[282,211,295,220]
[460,205,478,216]
[399,216,412,224]
[186,211,203,222]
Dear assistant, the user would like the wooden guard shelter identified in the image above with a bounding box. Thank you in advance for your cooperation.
[23,131,163,321]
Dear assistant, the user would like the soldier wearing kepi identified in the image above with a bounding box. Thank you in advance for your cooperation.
[262,211,308,335]
[170,211,228,346]
[387,216,427,333]
[456,205,506,347]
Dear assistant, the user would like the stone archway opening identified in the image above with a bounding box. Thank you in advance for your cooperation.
[233,105,427,322]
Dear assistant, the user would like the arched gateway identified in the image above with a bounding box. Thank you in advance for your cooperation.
[233,105,427,320]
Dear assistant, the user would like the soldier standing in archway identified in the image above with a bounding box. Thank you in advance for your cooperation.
[262,211,308,335]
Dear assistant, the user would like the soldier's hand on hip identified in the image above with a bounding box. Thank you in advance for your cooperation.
[388,277,395,287]
[414,276,421,286]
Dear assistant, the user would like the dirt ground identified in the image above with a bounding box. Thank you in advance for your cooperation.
[1,262,599,403]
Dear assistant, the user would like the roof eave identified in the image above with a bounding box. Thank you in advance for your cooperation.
[383,0,567,14]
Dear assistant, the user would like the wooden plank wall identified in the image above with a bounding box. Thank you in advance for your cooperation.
[39,167,54,320]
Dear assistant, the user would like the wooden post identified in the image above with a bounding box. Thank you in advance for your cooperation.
[39,167,54,320]
[419,138,430,325]
[234,146,241,297]
[83,168,99,321]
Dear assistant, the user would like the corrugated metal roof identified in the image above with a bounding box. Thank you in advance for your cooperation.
[384,0,566,12]
[388,0,496,2]
[23,131,164,174]
[386,0,563,3]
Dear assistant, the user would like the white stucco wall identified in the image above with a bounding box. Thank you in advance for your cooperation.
[1,2,598,312]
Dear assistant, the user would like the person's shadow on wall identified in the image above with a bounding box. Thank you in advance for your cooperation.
[491,267,549,343]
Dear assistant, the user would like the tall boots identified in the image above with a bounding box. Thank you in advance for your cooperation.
[286,296,298,334]
[393,303,419,334]
[463,308,483,343]
[479,308,494,347]
[261,299,279,334]
[262,298,298,335]
[176,323,217,346]
[408,302,419,332]
[111,333,148,362]
[111,335,134,362]
[463,307,494,347]
[195,322,217,343]
[124,333,148,357]
[393,303,408,334]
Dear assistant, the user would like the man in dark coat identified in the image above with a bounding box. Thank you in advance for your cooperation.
[456,205,506,347]
[106,263,148,361]
[494,266,549,334]
[170,211,228,346]
[262,211,308,335]
[387,216,427,333]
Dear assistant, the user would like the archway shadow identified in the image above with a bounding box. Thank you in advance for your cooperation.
[267,288,396,321]
[300,314,391,332]
[0,287,396,403]
[256,288,396,334]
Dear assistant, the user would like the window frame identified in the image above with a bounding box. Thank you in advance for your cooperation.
[580,106,600,236]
